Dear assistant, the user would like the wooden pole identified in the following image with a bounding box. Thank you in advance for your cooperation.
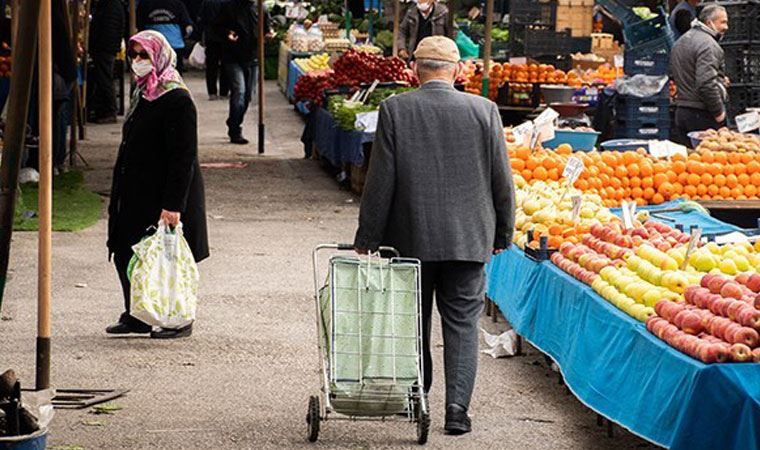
[392,0,400,56]
[129,0,136,36]
[0,0,41,312]
[37,0,53,391]
[257,0,265,154]
[481,0,493,97]
[10,0,19,48]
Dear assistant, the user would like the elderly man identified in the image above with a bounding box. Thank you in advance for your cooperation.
[354,36,515,435]
[397,0,454,60]
[670,4,729,147]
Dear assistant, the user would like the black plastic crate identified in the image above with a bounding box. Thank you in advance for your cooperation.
[723,42,760,84]
[616,116,671,130]
[702,0,760,43]
[616,107,670,123]
[510,0,557,26]
[615,99,671,120]
[525,28,573,57]
[615,126,671,140]
[569,37,592,54]
[727,83,760,120]
[508,22,553,56]
[624,48,669,76]
[616,86,670,108]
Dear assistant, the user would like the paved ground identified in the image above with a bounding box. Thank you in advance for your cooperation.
[1,74,655,449]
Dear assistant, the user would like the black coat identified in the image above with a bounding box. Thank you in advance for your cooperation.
[108,89,209,262]
[89,0,126,55]
[214,0,268,64]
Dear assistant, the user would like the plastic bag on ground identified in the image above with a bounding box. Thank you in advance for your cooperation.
[481,328,519,358]
[129,222,199,329]
[613,74,669,97]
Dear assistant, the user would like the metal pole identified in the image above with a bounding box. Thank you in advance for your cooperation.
[257,0,265,154]
[481,0,493,97]
[37,0,53,391]
[392,0,400,56]
[0,0,41,312]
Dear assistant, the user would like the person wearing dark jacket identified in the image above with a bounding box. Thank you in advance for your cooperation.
[354,37,515,435]
[52,0,78,168]
[199,0,230,99]
[214,0,269,144]
[107,31,209,339]
[397,0,454,60]
[670,5,729,147]
[137,0,194,72]
[89,0,126,124]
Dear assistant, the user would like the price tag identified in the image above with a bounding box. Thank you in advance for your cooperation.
[571,195,582,221]
[286,5,301,18]
[682,228,703,270]
[355,111,379,133]
[648,140,688,159]
[614,54,624,68]
[511,121,534,147]
[534,107,560,125]
[735,111,760,133]
[562,156,585,185]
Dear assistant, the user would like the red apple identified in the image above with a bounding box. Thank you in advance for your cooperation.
[736,273,751,286]
[730,343,753,362]
[701,274,716,289]
[752,347,760,363]
[727,300,750,322]
[721,282,745,300]
[708,276,730,295]
[702,343,730,363]
[680,311,704,335]
[746,274,760,293]
[733,328,759,348]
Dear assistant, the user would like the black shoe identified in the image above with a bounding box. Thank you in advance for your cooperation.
[150,324,193,339]
[230,135,249,145]
[444,404,471,435]
[105,321,151,335]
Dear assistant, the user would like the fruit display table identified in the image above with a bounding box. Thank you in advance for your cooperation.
[486,244,760,450]
[287,60,306,104]
[313,107,374,167]
[277,42,314,94]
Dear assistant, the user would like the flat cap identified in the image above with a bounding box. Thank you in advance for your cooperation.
[414,36,460,63]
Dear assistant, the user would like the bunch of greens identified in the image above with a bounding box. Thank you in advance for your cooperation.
[328,97,375,131]
[366,87,413,107]
[492,27,509,42]
[374,30,394,49]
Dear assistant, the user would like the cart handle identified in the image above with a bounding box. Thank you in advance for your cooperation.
[312,244,401,296]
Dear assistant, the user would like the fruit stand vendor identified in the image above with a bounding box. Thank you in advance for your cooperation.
[397,0,454,60]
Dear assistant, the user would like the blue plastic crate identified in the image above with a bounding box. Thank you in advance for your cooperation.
[624,48,669,76]
[623,8,675,51]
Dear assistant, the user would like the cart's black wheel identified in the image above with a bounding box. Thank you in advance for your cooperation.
[306,395,320,442]
[416,411,430,445]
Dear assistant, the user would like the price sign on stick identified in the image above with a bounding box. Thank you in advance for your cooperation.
[512,121,534,147]
[560,156,584,202]
[735,111,760,133]
[571,195,582,221]
[532,107,559,146]
[614,54,624,68]
[621,201,636,230]
[682,228,703,271]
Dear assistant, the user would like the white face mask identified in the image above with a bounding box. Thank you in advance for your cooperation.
[131,59,153,78]
[417,2,432,13]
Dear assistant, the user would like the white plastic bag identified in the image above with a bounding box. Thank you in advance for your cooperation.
[481,328,519,358]
[188,42,206,69]
[129,222,199,329]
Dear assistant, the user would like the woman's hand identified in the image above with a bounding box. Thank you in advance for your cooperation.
[160,209,181,227]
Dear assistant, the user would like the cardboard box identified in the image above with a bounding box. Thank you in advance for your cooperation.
[556,5,593,37]
[591,33,615,51]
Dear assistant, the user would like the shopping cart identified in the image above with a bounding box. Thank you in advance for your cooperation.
[307,244,430,445]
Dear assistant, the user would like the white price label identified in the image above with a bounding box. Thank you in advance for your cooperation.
[535,120,555,144]
[562,156,585,184]
[735,111,760,133]
[286,5,301,18]
[511,121,534,147]
[682,228,703,270]
[614,54,624,68]
[571,195,582,221]
[534,107,560,125]
[621,201,636,230]
[355,111,379,133]
[648,140,688,159]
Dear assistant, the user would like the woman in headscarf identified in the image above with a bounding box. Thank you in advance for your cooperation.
[106,30,209,339]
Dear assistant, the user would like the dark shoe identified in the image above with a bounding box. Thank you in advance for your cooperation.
[444,404,471,435]
[93,116,118,124]
[150,324,193,339]
[105,321,151,335]
[230,135,249,145]
[208,94,219,101]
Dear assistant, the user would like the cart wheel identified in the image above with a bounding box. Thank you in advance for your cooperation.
[416,409,430,445]
[306,395,320,442]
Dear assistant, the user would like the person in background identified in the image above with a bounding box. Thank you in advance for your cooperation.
[106,31,209,339]
[88,0,126,124]
[670,4,729,147]
[670,0,700,40]
[397,0,454,60]
[199,0,230,100]
[214,0,270,144]
[52,0,77,171]
[353,36,515,435]
[137,0,194,72]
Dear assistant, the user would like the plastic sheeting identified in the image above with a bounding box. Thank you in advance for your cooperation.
[486,246,760,449]
[611,200,743,236]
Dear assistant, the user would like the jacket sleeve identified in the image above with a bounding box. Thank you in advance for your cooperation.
[488,102,515,249]
[397,11,411,53]
[162,94,199,213]
[444,8,455,39]
[696,45,725,117]
[354,103,396,251]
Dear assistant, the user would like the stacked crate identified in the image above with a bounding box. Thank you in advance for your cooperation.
[703,0,760,120]
[555,0,595,37]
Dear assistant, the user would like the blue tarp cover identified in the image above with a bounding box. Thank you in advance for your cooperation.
[314,107,374,167]
[611,200,744,236]
[486,244,760,450]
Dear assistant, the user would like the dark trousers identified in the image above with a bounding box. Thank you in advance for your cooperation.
[224,61,256,138]
[113,250,150,329]
[673,106,723,148]
[90,52,117,119]
[421,261,485,410]
[205,42,229,97]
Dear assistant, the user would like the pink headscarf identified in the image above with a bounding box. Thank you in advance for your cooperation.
[129,30,188,102]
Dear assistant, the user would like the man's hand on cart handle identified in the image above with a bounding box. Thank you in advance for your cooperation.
[355,247,369,255]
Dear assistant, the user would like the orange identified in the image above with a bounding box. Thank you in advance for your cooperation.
[654,162,668,174]
[715,152,728,164]
[726,174,739,188]
[673,183,684,196]
[652,193,665,204]
[549,168,561,181]
[713,195,724,201]
[697,184,708,196]
[610,177,622,189]
[640,162,654,177]
[731,186,744,198]
[734,164,747,175]
[631,187,644,199]
[701,150,715,163]
[653,173,668,188]
[737,195,749,200]
[542,157,559,170]
[708,163,722,176]
[526,157,540,170]
[719,186,731,198]
[615,165,628,178]
[751,172,760,186]
[599,173,611,186]
[745,184,758,197]
[729,152,741,164]
[738,173,750,186]
[672,161,686,174]
[701,194,712,200]
[713,173,726,187]
[556,143,573,155]
[511,159,526,171]
[708,185,720,196]
[689,162,705,175]
[636,198,647,206]
[630,176,642,188]
[684,185,698,198]
[623,151,639,165]
[575,179,589,190]
[533,166,548,180]
[522,169,533,181]
[643,187,655,200]
[548,224,564,236]
[627,163,640,177]
[741,153,753,164]
[677,172,689,185]
[641,177,654,189]
[621,177,630,188]
[658,182,674,197]
[516,147,531,160]
[723,164,735,176]
[548,236,563,249]
[666,170,678,183]
[687,173,701,186]
[605,186,616,200]
[672,153,687,162]
[701,173,713,185]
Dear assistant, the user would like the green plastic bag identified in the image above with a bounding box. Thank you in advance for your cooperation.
[455,30,479,60]
[129,222,199,329]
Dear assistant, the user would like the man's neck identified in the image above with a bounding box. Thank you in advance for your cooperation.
[422,77,452,85]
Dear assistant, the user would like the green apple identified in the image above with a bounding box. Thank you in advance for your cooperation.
[628,303,646,319]
[661,271,688,294]
[719,259,739,276]
[643,290,663,308]
[690,252,717,272]
[733,255,751,272]
[704,242,721,254]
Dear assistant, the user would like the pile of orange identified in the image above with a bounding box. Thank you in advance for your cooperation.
[508,145,760,207]
[566,65,623,88]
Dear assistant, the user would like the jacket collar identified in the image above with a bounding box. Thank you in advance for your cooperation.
[420,79,455,90]
[411,4,446,22]
[692,20,720,40]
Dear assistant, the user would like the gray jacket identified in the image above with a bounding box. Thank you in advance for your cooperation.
[354,81,515,263]
[669,21,727,117]
[397,4,454,56]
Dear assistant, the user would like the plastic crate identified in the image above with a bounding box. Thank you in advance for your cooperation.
[616,115,671,130]
[569,37,593,54]
[622,8,674,51]
[510,0,558,26]
[624,48,669,76]
[525,28,573,56]
[615,100,671,121]
[508,23,553,56]
[704,0,760,43]
[615,124,670,140]
[615,86,670,109]
[596,0,646,25]
[723,42,760,84]
[727,83,760,120]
